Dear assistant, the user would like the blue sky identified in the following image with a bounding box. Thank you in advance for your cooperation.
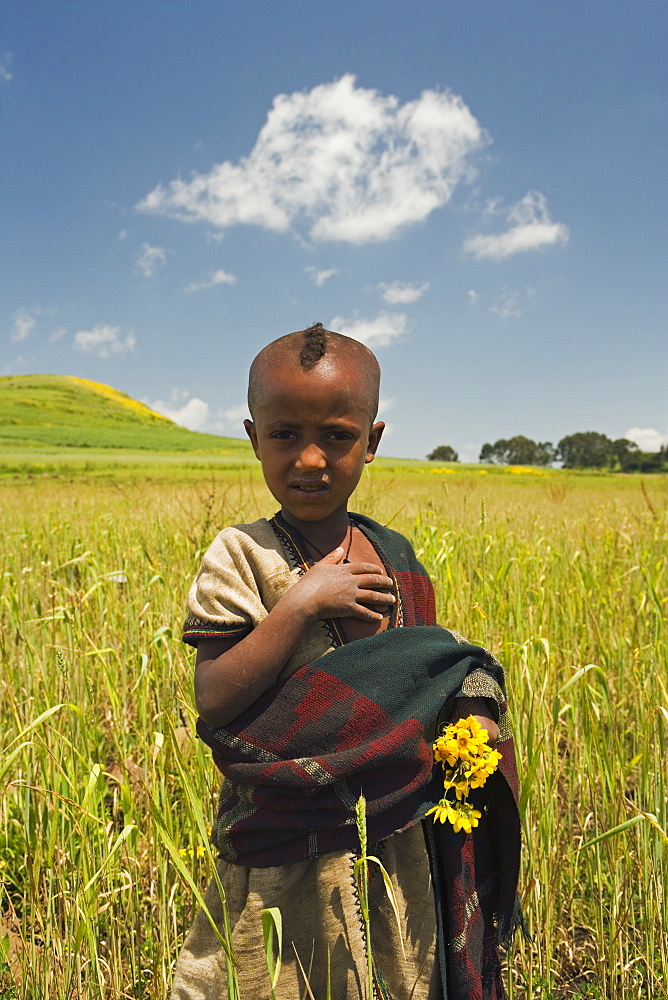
[2,0,666,460]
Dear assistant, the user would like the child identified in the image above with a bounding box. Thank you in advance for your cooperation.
[172,324,521,1000]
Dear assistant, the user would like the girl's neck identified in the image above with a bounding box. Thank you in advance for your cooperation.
[279,506,352,551]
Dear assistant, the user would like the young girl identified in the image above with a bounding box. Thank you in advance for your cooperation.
[172,325,520,1000]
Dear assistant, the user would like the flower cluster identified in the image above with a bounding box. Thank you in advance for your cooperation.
[426,715,502,833]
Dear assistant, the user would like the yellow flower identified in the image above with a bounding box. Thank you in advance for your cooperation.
[433,736,460,767]
[426,798,482,832]
[425,799,459,825]
[178,845,207,860]
[451,802,483,833]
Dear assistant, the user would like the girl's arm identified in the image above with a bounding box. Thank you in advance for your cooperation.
[195,547,395,727]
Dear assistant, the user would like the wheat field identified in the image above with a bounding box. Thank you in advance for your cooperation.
[0,466,666,999]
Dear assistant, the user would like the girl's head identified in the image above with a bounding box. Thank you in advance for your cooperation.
[244,324,384,523]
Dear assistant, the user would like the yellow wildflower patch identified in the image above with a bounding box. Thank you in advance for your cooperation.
[64,376,170,421]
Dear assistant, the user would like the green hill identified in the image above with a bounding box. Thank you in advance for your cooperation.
[0,375,251,453]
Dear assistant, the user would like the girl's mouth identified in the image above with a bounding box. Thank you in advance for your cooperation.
[290,481,329,498]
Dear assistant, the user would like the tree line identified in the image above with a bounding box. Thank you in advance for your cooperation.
[427,432,667,471]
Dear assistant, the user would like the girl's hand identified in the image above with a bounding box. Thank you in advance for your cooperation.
[450,697,500,743]
[290,546,395,623]
[471,715,500,743]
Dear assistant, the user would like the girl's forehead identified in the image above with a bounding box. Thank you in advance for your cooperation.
[253,362,375,420]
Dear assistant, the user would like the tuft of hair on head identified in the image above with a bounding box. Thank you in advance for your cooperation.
[299,322,327,370]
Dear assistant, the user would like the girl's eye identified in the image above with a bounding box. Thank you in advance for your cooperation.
[327,431,354,441]
[270,431,296,440]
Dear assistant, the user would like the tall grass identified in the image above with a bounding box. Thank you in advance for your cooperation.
[0,468,666,999]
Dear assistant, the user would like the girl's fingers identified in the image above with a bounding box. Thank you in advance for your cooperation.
[350,604,384,621]
[347,561,385,577]
[356,589,396,604]
[317,547,346,564]
[353,571,394,590]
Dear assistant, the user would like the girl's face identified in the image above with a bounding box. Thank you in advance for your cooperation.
[244,360,384,526]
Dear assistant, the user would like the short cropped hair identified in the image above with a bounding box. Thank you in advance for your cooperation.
[248,323,381,420]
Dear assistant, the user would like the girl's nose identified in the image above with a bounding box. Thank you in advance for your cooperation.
[296,444,327,471]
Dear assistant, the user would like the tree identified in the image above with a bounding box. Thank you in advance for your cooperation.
[427,444,459,462]
[556,432,614,468]
[478,436,555,466]
[479,441,498,463]
[535,441,557,466]
[612,438,640,470]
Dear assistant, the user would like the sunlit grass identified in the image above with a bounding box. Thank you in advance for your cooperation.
[0,468,666,998]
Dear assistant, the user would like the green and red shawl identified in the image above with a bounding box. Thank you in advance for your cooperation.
[195,514,522,1000]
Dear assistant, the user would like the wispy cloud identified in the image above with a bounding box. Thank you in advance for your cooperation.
[0,53,13,82]
[135,243,167,277]
[467,289,479,307]
[0,354,32,376]
[330,311,407,348]
[624,427,668,452]
[49,326,67,343]
[377,281,429,305]
[489,286,536,319]
[138,75,486,245]
[73,324,136,358]
[11,306,42,342]
[305,266,338,287]
[184,268,238,293]
[464,191,569,260]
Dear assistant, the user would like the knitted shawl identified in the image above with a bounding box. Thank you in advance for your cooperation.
[194,515,521,1000]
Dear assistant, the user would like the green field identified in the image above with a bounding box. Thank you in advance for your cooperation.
[0,374,666,999]
[0,463,666,999]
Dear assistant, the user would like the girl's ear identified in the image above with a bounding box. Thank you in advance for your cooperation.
[244,419,261,459]
[365,421,385,464]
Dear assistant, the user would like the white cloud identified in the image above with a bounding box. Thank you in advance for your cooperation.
[221,403,250,425]
[11,307,41,342]
[150,396,211,432]
[624,427,668,452]
[184,268,238,293]
[377,281,429,305]
[0,53,13,82]
[464,191,569,260]
[49,326,67,343]
[138,75,486,245]
[135,243,167,277]
[148,394,249,434]
[73,324,136,359]
[330,311,407,348]
[305,266,338,287]
[377,397,394,417]
[467,289,479,307]
[118,229,128,241]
